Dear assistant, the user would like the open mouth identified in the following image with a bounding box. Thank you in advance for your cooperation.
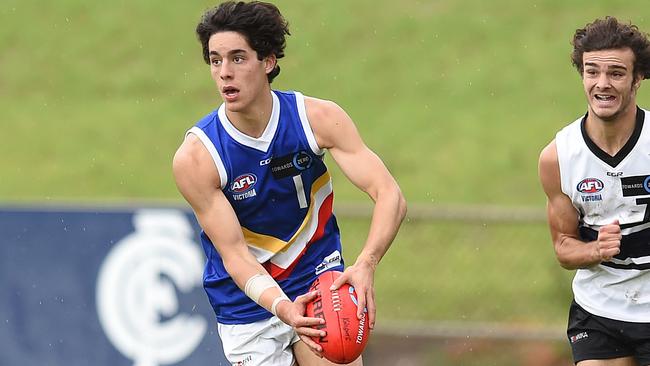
[222,86,240,98]
[594,94,616,102]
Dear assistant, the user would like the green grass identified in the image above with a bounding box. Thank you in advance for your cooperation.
[4,0,650,203]
[339,218,574,326]
[2,0,648,326]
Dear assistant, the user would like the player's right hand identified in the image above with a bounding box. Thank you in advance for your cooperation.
[275,290,325,357]
[596,220,621,262]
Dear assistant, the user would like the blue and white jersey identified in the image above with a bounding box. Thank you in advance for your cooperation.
[556,107,650,322]
[187,90,344,324]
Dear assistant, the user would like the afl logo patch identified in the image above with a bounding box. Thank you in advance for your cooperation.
[577,178,604,193]
[231,174,257,193]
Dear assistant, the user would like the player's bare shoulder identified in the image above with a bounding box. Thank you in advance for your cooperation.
[173,134,203,178]
[303,96,341,120]
[172,134,221,193]
[538,140,561,195]
[539,140,558,167]
[303,96,358,149]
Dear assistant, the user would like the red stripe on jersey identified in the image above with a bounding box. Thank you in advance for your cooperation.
[264,192,334,280]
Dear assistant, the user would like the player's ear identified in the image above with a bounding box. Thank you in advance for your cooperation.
[264,54,277,75]
[633,73,643,91]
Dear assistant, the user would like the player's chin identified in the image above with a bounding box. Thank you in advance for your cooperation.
[590,103,622,120]
[223,98,247,113]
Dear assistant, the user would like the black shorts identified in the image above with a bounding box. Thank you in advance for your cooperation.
[567,300,650,365]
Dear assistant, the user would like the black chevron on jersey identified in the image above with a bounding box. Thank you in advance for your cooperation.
[580,226,650,268]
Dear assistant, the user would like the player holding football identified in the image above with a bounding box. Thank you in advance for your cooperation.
[539,17,650,366]
[173,2,406,365]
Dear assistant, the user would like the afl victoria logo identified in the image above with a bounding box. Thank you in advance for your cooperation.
[231,173,257,193]
[577,178,604,193]
[96,210,207,366]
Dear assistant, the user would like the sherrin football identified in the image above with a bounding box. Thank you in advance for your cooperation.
[305,271,370,364]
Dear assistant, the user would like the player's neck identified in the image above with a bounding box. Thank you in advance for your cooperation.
[225,89,274,138]
[585,103,638,156]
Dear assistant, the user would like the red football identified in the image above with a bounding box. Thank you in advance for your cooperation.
[305,271,370,364]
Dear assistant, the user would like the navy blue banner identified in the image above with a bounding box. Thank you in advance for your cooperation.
[0,206,229,366]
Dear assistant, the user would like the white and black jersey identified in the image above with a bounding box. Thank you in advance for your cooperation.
[556,107,650,322]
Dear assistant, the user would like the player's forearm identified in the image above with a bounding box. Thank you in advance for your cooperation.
[221,249,290,315]
[554,236,601,270]
[356,185,406,268]
[222,251,267,289]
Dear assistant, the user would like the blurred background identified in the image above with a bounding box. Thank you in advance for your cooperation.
[3,1,650,365]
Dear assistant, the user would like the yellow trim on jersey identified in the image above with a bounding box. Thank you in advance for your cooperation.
[242,171,331,253]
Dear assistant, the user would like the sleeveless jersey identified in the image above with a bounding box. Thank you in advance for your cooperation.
[187,90,344,324]
[555,107,650,322]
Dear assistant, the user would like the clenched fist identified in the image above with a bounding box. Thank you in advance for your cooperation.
[596,220,621,261]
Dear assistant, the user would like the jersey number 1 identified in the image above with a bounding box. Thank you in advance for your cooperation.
[293,175,308,209]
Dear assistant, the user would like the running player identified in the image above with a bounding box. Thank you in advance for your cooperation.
[539,17,650,366]
[172,2,407,365]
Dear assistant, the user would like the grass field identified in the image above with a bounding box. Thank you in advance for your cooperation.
[340,218,574,325]
[3,0,650,327]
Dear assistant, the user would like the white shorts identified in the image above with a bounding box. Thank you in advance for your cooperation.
[218,316,300,366]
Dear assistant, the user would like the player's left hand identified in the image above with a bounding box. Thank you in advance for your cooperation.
[275,290,325,357]
[329,259,376,329]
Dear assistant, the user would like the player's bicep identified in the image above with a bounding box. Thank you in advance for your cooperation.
[332,145,394,197]
[306,98,394,196]
[173,135,221,206]
[538,142,579,243]
[172,137,248,261]
[546,191,580,242]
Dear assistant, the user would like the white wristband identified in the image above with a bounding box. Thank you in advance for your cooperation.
[244,274,278,303]
[271,295,290,316]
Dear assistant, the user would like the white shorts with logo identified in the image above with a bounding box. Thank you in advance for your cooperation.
[218,316,300,366]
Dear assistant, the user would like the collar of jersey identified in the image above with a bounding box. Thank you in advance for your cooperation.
[580,106,645,168]
[217,91,279,153]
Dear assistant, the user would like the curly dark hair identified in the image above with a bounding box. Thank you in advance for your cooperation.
[571,16,650,80]
[196,1,290,83]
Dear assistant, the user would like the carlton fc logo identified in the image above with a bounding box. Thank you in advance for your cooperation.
[96,210,207,366]
[577,178,604,193]
[231,173,258,201]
